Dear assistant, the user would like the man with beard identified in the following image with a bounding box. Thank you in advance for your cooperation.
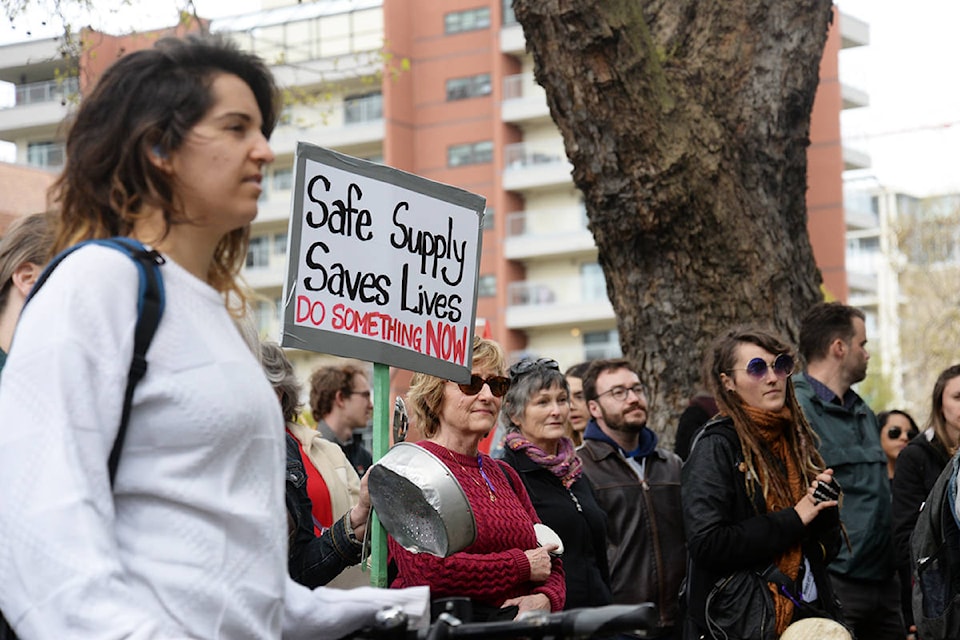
[579,358,685,640]
[794,302,902,639]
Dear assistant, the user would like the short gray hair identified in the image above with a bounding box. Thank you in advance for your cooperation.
[260,340,302,423]
[500,360,569,432]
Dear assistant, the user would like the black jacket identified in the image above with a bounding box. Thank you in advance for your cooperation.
[285,434,363,587]
[892,432,952,628]
[682,418,842,635]
[502,447,613,610]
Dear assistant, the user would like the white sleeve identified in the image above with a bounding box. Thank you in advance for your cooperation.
[282,579,429,640]
[0,247,183,639]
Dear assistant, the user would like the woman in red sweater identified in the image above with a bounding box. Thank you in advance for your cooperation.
[390,336,565,618]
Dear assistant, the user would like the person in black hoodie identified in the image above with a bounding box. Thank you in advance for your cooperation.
[892,366,960,637]
[500,357,613,611]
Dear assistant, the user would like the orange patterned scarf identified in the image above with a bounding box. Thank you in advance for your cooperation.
[742,404,805,634]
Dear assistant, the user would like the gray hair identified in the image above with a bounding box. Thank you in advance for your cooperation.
[500,362,569,432]
[260,340,302,423]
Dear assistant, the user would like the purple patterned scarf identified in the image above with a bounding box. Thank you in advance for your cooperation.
[505,432,583,489]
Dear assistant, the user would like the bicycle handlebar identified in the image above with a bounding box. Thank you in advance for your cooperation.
[356,603,659,639]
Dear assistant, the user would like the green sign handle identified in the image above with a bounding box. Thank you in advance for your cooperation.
[370,362,390,587]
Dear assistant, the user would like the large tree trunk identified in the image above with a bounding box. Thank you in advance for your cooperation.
[513,0,831,439]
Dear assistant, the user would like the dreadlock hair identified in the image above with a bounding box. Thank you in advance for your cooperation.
[704,325,825,505]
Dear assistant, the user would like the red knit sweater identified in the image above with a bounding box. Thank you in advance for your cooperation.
[389,441,565,612]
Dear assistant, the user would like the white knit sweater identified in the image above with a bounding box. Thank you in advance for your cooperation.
[0,245,426,639]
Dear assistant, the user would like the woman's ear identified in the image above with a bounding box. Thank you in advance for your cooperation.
[147,144,172,173]
[11,262,41,297]
[720,372,736,394]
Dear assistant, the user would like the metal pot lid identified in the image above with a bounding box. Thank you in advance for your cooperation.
[369,442,477,557]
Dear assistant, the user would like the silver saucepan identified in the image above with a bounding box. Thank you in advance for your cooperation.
[368,442,477,557]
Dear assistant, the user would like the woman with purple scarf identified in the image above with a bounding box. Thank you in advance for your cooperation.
[500,357,613,610]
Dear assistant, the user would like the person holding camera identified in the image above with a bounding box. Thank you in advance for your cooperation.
[682,326,844,639]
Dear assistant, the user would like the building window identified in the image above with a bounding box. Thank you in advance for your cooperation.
[272,167,293,192]
[583,329,621,361]
[344,92,383,124]
[246,236,270,268]
[580,262,607,302]
[477,274,496,297]
[26,141,65,169]
[254,300,276,335]
[481,207,495,230]
[445,7,491,34]
[502,0,517,26]
[274,233,288,256]
[448,141,493,167]
[446,73,492,101]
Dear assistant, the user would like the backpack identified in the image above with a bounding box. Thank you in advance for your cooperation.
[0,237,165,640]
[911,451,960,640]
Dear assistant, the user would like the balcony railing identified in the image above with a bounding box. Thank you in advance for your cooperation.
[26,143,65,169]
[502,73,545,102]
[13,76,79,108]
[507,275,608,308]
[506,207,588,237]
[503,143,567,170]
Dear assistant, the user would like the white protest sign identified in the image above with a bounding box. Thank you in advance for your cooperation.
[280,144,485,382]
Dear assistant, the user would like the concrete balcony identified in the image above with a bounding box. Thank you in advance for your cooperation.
[841,82,869,110]
[255,195,295,225]
[0,99,71,138]
[504,207,596,261]
[508,338,622,371]
[0,37,62,83]
[506,276,614,329]
[500,22,525,56]
[502,73,551,124]
[502,143,573,192]
[839,12,869,50]
[269,116,384,159]
[843,145,871,171]
[845,207,879,231]
[846,269,878,295]
[243,259,287,290]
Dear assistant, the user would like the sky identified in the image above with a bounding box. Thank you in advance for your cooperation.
[2,0,959,197]
[838,0,960,196]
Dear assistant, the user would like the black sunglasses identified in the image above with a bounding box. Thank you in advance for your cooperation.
[509,357,560,379]
[458,374,510,397]
[729,353,795,380]
[887,427,918,440]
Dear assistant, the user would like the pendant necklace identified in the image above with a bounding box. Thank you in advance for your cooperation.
[446,448,497,502]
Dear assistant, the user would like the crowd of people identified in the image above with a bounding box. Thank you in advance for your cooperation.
[0,32,958,640]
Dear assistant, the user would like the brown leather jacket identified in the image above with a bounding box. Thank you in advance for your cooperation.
[579,435,686,632]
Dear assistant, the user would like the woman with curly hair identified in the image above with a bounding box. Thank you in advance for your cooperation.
[0,35,425,639]
[682,326,844,639]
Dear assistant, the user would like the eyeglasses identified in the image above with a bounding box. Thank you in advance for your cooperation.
[457,374,510,398]
[509,357,560,379]
[887,427,918,440]
[346,389,371,399]
[729,354,795,380]
[597,384,646,402]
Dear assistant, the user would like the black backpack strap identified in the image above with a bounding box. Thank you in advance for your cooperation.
[26,237,166,485]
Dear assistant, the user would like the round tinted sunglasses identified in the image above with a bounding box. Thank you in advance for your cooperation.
[887,427,918,440]
[729,353,795,380]
[458,374,510,397]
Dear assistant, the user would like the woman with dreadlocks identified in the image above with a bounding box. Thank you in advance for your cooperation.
[681,326,846,640]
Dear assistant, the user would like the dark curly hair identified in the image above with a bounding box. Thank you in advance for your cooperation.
[51,34,280,314]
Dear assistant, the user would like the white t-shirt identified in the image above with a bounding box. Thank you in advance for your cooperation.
[0,245,426,639]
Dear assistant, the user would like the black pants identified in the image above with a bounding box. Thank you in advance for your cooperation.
[830,572,905,640]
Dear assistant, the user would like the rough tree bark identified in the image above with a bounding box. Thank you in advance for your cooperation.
[513,0,832,439]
